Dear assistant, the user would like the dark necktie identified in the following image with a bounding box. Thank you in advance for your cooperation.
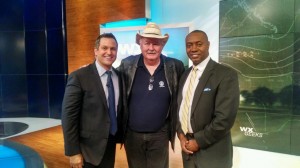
[106,71,117,135]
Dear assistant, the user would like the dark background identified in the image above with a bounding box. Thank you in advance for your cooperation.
[0,0,68,119]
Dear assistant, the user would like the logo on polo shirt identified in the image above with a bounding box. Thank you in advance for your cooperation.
[159,81,165,88]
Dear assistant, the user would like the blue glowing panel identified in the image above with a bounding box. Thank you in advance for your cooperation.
[27,75,49,117]
[48,75,66,119]
[101,18,147,28]
[1,140,44,167]
[24,0,46,31]
[1,75,28,117]
[0,0,24,31]
[25,31,47,74]
[0,32,26,74]
[0,146,25,168]
[46,0,63,29]
[101,24,189,68]
[163,27,189,67]
[47,29,67,74]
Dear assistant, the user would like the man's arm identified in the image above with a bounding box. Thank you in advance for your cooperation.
[194,68,239,149]
[61,73,84,166]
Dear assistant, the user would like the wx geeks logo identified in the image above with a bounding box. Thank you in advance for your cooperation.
[239,127,264,138]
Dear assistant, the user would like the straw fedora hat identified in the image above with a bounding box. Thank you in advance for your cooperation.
[136,22,169,45]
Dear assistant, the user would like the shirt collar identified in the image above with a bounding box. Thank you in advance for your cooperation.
[194,56,210,72]
[95,60,113,77]
[138,55,164,70]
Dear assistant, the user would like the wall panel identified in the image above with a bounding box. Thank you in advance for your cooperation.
[24,0,45,30]
[25,31,47,74]
[0,32,26,74]
[65,0,146,73]
[1,75,28,117]
[27,75,49,117]
[0,0,24,31]
[0,0,67,119]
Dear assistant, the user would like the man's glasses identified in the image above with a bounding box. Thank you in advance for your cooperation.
[148,76,154,91]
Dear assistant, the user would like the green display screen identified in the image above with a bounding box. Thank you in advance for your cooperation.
[220,0,300,155]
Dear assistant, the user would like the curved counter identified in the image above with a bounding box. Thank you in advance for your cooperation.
[0,139,45,168]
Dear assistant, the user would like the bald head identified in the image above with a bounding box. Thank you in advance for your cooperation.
[185,30,210,65]
[186,30,208,42]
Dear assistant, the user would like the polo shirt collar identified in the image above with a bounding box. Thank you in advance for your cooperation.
[138,54,164,71]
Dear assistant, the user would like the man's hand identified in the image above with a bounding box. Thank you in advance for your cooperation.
[185,139,199,152]
[69,154,83,168]
[178,133,193,154]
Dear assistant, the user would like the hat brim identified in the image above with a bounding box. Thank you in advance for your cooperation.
[136,33,169,45]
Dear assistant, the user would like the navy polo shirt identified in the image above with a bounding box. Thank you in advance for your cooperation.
[128,56,170,132]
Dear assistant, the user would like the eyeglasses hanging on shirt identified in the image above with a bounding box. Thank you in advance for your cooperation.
[148,76,154,91]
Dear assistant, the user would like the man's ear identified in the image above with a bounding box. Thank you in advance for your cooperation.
[94,48,98,57]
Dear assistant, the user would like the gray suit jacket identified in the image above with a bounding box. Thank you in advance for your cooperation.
[61,62,124,166]
[177,59,239,168]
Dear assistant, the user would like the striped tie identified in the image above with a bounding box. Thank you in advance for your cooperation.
[181,67,198,134]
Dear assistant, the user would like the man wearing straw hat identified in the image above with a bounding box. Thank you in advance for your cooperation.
[119,22,185,168]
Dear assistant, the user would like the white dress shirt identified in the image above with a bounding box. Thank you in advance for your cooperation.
[179,56,210,133]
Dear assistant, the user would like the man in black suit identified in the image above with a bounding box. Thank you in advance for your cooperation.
[62,33,124,168]
[177,30,240,168]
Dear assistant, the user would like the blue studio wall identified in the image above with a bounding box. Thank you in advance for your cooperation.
[0,0,67,119]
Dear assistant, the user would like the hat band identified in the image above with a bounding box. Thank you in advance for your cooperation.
[144,32,161,36]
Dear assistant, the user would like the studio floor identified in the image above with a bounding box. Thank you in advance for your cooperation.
[1,117,300,168]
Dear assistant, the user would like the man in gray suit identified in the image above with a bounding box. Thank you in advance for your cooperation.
[177,30,239,168]
[62,33,124,168]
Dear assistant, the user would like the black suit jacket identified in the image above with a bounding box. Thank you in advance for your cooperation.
[61,62,125,166]
[177,59,239,168]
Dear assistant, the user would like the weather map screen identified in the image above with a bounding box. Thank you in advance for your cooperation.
[219,0,300,155]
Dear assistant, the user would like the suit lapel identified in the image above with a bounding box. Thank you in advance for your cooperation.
[191,59,215,114]
[178,68,191,104]
[113,67,122,116]
[91,62,109,109]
